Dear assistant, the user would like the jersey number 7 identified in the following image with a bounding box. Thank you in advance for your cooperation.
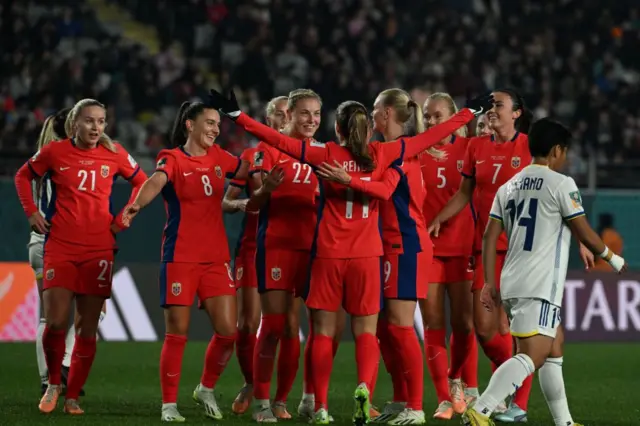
[506,198,538,251]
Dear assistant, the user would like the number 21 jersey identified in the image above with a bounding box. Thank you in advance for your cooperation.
[490,165,585,306]
[461,133,531,252]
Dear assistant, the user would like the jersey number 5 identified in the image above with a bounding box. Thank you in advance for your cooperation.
[345,177,370,219]
[506,198,538,251]
[437,167,446,188]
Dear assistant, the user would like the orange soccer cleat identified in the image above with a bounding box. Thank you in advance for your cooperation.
[63,399,84,415]
[38,385,61,414]
[450,378,467,414]
[273,401,292,419]
[433,401,454,420]
[232,384,253,415]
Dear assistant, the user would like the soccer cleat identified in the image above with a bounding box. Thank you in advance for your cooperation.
[253,402,278,423]
[63,399,84,415]
[232,384,253,414]
[352,383,371,426]
[61,366,85,396]
[40,382,48,396]
[298,397,315,419]
[161,404,186,422]
[273,401,292,419]
[464,387,480,405]
[494,400,508,415]
[493,403,527,423]
[450,378,467,414]
[192,384,223,420]
[387,409,426,425]
[433,401,454,420]
[462,407,495,426]
[38,384,61,414]
[371,401,405,423]
[369,406,380,418]
[310,408,330,425]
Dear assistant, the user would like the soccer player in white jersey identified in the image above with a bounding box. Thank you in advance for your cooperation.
[462,118,626,426]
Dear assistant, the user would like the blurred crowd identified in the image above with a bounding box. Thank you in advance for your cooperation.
[2,0,640,185]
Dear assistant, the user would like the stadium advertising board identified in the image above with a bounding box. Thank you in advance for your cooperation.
[1,263,639,342]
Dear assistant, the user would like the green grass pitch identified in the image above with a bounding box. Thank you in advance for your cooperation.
[1,342,639,425]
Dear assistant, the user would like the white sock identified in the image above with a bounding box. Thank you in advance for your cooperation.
[474,354,536,417]
[36,319,48,384]
[62,325,76,368]
[302,391,314,401]
[539,357,574,426]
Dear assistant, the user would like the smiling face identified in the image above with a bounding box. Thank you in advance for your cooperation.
[475,113,493,136]
[288,97,321,138]
[74,105,106,147]
[266,99,288,131]
[423,97,452,130]
[487,91,520,132]
[187,108,220,149]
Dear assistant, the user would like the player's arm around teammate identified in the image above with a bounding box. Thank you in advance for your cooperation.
[123,102,243,422]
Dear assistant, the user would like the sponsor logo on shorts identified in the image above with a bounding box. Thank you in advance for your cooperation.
[45,269,55,281]
[171,282,181,296]
[215,166,223,179]
[101,165,110,178]
[236,267,243,281]
[271,267,281,281]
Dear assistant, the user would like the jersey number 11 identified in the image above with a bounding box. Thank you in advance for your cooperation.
[506,198,538,251]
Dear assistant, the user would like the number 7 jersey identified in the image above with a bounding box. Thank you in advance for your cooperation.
[489,165,585,306]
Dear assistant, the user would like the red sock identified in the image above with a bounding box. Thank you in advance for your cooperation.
[369,355,380,401]
[236,330,256,384]
[378,319,407,402]
[449,330,473,380]
[311,334,334,410]
[513,374,533,411]
[252,314,285,400]
[303,329,314,394]
[66,335,97,400]
[501,332,514,353]
[201,333,236,389]
[355,333,379,392]
[160,333,187,403]
[479,333,511,366]
[461,333,478,388]
[275,335,300,403]
[425,328,450,403]
[387,324,422,409]
[42,327,66,386]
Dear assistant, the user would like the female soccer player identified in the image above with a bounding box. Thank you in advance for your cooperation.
[476,113,492,137]
[15,98,146,415]
[429,89,534,422]
[122,101,277,422]
[420,92,477,420]
[208,88,493,425]
[223,95,288,415]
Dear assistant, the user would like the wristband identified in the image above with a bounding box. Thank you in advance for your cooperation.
[598,247,613,261]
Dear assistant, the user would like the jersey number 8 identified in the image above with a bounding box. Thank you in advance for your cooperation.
[202,175,213,196]
[506,198,538,251]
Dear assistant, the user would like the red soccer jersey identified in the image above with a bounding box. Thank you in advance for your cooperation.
[421,135,475,256]
[15,139,142,256]
[250,141,318,251]
[155,145,241,263]
[234,109,475,258]
[461,132,531,252]
[230,147,259,254]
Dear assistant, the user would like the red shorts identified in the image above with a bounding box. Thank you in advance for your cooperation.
[43,250,115,298]
[305,257,381,316]
[472,252,506,291]
[235,248,257,289]
[256,248,309,296]
[430,256,474,284]
[382,251,429,300]
[160,262,235,307]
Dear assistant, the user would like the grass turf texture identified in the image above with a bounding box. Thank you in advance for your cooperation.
[1,342,638,425]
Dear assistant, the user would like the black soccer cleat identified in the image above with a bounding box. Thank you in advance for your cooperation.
[61,366,85,396]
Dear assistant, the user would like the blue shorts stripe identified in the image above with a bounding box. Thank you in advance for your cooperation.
[159,262,168,307]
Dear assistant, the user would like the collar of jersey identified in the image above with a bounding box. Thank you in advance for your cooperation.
[490,131,519,143]
[179,145,192,157]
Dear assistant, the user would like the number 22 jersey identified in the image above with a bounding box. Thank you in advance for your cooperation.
[490,165,585,306]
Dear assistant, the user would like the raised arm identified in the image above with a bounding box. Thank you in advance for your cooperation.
[316,161,401,201]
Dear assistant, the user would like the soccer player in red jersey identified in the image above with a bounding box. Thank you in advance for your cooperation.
[208,87,492,425]
[15,99,146,415]
[121,102,249,423]
[429,89,535,422]
[222,95,289,415]
[476,113,493,137]
[419,93,477,419]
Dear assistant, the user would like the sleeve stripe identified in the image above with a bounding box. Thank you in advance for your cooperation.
[461,171,475,179]
[564,211,585,220]
[124,166,141,181]
[156,169,169,180]
[489,213,503,221]
[229,182,245,189]
[227,157,242,179]
[248,170,261,176]
[27,162,41,178]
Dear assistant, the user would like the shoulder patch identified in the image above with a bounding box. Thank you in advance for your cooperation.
[254,151,264,167]
[128,154,137,168]
[157,157,168,169]
[569,190,582,208]
[309,139,325,148]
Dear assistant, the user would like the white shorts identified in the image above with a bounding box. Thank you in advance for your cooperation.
[28,240,44,280]
[502,298,561,339]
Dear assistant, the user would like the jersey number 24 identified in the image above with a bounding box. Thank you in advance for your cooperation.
[506,198,538,251]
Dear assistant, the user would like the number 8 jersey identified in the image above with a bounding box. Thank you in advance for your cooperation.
[461,133,531,252]
[489,165,585,306]
[155,146,241,263]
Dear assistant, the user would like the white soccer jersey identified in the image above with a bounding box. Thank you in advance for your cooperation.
[489,165,585,306]
[28,174,52,244]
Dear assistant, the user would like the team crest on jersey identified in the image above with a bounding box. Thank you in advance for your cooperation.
[271,267,282,281]
[101,165,110,178]
[511,156,521,169]
[457,160,464,172]
[45,268,55,281]
[171,282,182,296]
[236,267,243,281]
[215,166,223,179]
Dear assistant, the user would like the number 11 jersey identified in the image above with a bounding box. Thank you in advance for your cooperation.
[490,165,585,306]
